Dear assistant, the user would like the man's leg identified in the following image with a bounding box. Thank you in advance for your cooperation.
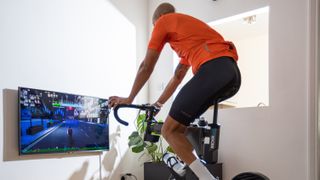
[161,115,216,180]
[161,115,195,165]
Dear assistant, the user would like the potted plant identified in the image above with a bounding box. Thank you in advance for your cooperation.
[128,112,169,162]
[127,112,176,179]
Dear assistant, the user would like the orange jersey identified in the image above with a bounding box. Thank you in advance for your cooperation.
[148,13,238,74]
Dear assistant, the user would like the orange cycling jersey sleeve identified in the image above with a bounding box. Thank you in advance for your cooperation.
[179,58,190,66]
[148,18,167,52]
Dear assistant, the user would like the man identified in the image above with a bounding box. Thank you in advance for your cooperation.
[109,3,241,180]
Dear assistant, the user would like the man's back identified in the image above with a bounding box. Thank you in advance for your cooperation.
[149,13,238,74]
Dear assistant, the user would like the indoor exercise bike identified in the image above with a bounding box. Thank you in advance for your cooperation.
[114,103,219,179]
[112,84,269,180]
[113,103,269,180]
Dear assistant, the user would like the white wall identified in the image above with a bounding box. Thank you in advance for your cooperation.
[233,35,269,107]
[149,0,313,180]
[0,0,148,179]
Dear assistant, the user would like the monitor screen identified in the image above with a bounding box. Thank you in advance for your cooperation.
[18,87,109,154]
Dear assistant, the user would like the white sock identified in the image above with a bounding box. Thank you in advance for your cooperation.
[189,159,217,180]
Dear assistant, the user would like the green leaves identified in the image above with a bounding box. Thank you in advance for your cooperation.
[128,131,142,147]
[128,131,144,153]
[166,146,175,154]
[127,112,175,162]
[132,141,145,153]
[136,114,147,134]
[154,152,164,162]
[146,143,157,154]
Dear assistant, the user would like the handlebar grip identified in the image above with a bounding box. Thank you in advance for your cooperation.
[113,104,130,126]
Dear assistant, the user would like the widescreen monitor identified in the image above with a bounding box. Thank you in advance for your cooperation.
[18,87,109,154]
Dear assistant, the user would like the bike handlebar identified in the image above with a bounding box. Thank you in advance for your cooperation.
[113,104,159,126]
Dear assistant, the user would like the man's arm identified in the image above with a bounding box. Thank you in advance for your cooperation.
[128,49,160,101]
[109,49,160,107]
[155,63,190,106]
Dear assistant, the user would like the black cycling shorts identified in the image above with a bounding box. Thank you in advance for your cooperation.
[169,56,241,126]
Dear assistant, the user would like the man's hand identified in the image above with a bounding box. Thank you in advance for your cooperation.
[151,102,162,109]
[151,102,162,116]
[108,96,132,108]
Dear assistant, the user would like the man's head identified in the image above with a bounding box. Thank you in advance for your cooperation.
[152,3,175,25]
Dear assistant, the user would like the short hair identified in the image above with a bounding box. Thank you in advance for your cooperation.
[152,3,175,25]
